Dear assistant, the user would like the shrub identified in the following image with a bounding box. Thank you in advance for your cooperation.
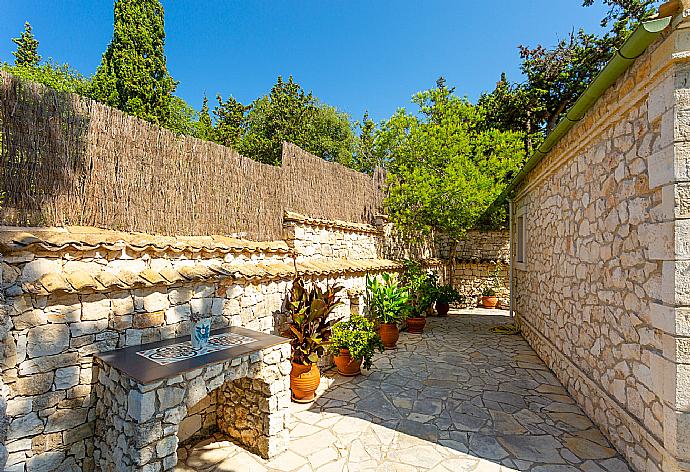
[437,284,462,304]
[329,315,384,370]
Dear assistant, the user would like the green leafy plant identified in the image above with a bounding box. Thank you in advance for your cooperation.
[401,260,439,317]
[482,263,505,297]
[365,273,409,324]
[437,284,462,304]
[329,315,384,370]
[283,277,343,365]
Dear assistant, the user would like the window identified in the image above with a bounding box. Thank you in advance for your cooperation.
[516,215,525,264]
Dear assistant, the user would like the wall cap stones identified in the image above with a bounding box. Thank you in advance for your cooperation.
[283,211,381,235]
[23,258,405,296]
[0,226,292,257]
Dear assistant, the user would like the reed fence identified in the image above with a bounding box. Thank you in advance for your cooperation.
[0,72,385,240]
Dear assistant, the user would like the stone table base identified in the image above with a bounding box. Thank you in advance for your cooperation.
[93,343,291,471]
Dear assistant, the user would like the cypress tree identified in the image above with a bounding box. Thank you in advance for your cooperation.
[12,22,41,67]
[196,95,214,141]
[91,0,177,125]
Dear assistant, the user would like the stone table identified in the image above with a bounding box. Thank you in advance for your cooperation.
[93,327,291,471]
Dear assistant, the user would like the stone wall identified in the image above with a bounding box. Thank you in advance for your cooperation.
[376,214,510,305]
[0,213,401,471]
[512,13,690,472]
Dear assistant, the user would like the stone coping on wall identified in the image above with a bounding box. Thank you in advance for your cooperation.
[0,226,292,257]
[22,258,405,296]
[283,211,381,235]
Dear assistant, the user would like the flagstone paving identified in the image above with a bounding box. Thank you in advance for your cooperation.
[175,309,631,472]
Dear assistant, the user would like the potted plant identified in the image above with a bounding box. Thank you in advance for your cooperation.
[481,286,499,308]
[481,263,504,309]
[401,261,438,334]
[365,273,409,349]
[329,315,384,376]
[283,277,342,402]
[436,284,462,317]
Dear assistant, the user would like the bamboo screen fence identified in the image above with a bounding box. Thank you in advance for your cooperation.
[0,72,386,240]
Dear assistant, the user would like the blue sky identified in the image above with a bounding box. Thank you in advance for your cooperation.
[0,1,609,123]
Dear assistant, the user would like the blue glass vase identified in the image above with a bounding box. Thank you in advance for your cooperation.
[191,318,211,350]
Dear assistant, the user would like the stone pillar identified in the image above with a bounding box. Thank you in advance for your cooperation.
[647,20,690,472]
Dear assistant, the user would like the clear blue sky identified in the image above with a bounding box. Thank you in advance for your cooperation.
[0,1,609,123]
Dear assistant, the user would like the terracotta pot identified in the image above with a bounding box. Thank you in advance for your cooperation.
[436,302,450,317]
[333,348,363,376]
[290,362,320,402]
[481,296,498,309]
[378,323,399,349]
[406,317,426,334]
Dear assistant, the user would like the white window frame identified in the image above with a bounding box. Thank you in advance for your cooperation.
[515,206,527,271]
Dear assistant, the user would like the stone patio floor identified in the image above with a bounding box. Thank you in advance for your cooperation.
[175,309,631,472]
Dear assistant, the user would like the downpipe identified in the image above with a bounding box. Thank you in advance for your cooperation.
[508,198,514,320]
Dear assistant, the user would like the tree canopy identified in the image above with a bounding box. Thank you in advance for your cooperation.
[383,78,526,245]
[479,0,659,151]
[12,22,40,67]
[237,76,355,165]
[90,0,178,126]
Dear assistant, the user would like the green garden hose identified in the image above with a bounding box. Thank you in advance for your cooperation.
[489,323,520,335]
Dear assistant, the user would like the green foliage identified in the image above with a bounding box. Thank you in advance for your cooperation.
[352,111,384,174]
[482,262,505,296]
[365,273,409,324]
[382,78,526,243]
[166,96,198,136]
[436,284,462,304]
[401,260,439,317]
[329,315,384,370]
[2,62,90,95]
[12,22,40,67]
[283,278,343,365]
[239,76,355,165]
[91,0,178,127]
[481,0,659,141]
[213,94,249,147]
[195,95,214,141]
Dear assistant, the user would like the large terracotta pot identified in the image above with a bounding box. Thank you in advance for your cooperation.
[436,302,450,317]
[333,348,362,376]
[406,317,426,334]
[290,362,320,402]
[378,323,399,349]
[481,296,498,309]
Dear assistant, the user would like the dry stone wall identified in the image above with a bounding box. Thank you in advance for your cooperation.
[375,215,510,305]
[513,16,690,472]
[0,213,400,472]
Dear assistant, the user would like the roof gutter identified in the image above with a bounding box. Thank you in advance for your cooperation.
[502,15,672,198]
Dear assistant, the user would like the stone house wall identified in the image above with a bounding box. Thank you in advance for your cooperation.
[0,213,401,472]
[512,14,690,472]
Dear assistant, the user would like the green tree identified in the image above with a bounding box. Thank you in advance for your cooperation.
[213,94,249,148]
[240,75,355,165]
[481,0,659,140]
[12,22,40,67]
[352,111,383,175]
[195,95,214,141]
[90,0,177,126]
[382,80,525,267]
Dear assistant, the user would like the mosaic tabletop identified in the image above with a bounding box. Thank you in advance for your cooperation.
[137,332,257,365]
